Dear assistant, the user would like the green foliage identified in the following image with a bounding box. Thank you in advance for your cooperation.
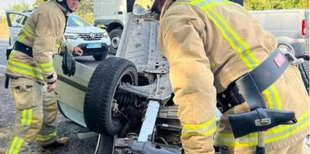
[74,0,94,24]
[32,0,94,23]
[244,0,309,10]
[33,0,47,7]
[6,0,31,11]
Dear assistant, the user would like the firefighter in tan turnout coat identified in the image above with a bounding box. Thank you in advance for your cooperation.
[133,0,310,154]
[5,0,83,153]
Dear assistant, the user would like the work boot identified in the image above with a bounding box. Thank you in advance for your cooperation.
[40,137,70,150]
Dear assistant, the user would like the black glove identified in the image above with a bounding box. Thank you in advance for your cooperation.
[62,46,76,77]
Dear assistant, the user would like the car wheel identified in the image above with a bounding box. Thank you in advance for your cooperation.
[109,28,123,55]
[93,50,108,61]
[84,57,138,135]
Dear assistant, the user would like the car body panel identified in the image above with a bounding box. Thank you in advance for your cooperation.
[53,55,95,127]
[249,9,309,57]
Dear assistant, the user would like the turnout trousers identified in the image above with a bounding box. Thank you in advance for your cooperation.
[6,77,58,154]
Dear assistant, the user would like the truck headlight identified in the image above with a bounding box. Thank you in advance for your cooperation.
[64,33,78,40]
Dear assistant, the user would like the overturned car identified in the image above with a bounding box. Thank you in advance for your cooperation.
[53,3,309,154]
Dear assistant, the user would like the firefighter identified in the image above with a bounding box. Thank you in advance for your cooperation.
[5,0,83,153]
[134,0,310,154]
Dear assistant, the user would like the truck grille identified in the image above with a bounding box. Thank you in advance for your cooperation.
[79,33,103,41]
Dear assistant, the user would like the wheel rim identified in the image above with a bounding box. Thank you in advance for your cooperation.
[110,68,137,127]
[111,35,120,49]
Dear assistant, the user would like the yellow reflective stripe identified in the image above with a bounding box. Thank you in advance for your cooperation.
[21,109,33,126]
[7,137,24,154]
[263,85,282,110]
[207,55,216,68]
[205,8,260,70]
[28,109,33,125]
[21,110,26,125]
[7,59,43,80]
[8,56,42,73]
[17,34,26,42]
[16,25,35,42]
[55,43,60,48]
[9,50,16,59]
[21,25,35,39]
[191,0,230,9]
[214,111,310,146]
[196,3,281,110]
[36,132,57,141]
[37,61,54,73]
[14,138,24,154]
[8,137,18,154]
[23,25,36,37]
[182,117,216,137]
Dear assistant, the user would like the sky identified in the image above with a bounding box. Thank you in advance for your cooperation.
[0,0,35,15]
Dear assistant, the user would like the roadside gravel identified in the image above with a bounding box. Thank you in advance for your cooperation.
[0,71,98,154]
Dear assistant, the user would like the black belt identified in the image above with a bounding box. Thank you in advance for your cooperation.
[217,48,290,113]
[13,41,33,57]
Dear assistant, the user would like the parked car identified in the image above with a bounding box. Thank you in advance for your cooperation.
[6,10,111,61]
[249,9,309,57]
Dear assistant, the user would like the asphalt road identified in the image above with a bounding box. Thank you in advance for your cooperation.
[0,38,9,70]
[0,38,102,154]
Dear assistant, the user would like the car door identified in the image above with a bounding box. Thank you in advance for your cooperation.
[5,10,29,46]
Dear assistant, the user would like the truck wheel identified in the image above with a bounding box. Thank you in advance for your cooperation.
[93,50,108,61]
[109,28,123,55]
[84,57,138,135]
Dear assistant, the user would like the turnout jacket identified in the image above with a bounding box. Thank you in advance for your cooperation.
[6,0,74,84]
[159,0,310,153]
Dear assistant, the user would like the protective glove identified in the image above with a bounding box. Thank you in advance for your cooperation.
[62,46,76,77]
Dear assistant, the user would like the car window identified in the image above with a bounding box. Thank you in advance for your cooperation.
[67,15,90,26]
[12,15,26,27]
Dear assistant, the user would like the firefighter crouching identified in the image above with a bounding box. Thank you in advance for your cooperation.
[134,0,310,153]
[4,0,83,153]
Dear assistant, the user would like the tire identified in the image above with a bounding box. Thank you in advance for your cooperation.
[298,60,309,95]
[108,28,123,55]
[93,50,108,61]
[84,57,138,135]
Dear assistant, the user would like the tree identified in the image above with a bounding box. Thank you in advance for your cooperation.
[32,0,47,7]
[32,0,94,23]
[6,0,31,11]
[73,0,94,23]
[244,0,309,10]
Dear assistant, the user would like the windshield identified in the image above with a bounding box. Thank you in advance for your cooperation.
[67,15,90,26]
